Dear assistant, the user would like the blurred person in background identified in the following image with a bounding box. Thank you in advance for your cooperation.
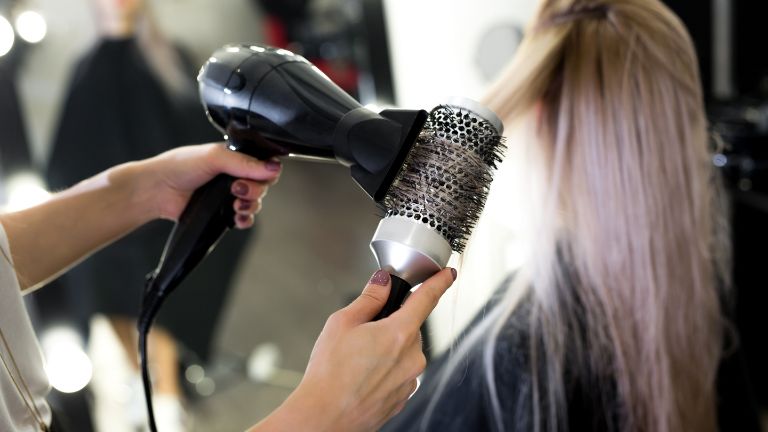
[44,0,250,430]
[384,0,761,431]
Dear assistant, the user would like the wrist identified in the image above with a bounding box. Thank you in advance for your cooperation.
[106,160,162,225]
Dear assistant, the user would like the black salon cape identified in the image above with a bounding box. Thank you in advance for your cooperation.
[383,293,761,432]
[44,38,250,361]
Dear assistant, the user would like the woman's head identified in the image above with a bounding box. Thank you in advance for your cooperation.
[91,0,146,37]
[478,1,727,431]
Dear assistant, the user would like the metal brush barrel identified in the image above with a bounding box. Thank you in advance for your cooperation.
[371,98,504,319]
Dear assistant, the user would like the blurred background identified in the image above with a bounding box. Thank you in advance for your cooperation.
[0,0,764,430]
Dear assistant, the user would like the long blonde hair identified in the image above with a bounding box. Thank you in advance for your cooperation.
[435,1,729,431]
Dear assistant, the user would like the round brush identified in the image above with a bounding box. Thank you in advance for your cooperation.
[371,98,505,320]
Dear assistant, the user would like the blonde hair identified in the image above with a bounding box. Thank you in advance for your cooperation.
[431,1,729,431]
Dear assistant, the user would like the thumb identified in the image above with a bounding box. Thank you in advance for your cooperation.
[343,270,392,324]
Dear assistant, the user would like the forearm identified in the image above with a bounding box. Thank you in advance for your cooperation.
[247,384,338,432]
[0,160,158,290]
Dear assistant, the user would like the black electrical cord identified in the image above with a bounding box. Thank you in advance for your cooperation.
[138,276,166,432]
[136,172,239,431]
[139,329,156,432]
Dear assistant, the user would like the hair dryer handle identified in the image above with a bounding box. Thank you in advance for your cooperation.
[147,173,236,298]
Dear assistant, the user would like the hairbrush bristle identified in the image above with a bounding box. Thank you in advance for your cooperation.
[382,105,505,253]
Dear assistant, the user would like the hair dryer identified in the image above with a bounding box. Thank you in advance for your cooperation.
[144,45,427,311]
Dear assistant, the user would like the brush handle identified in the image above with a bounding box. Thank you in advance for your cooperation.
[373,274,413,320]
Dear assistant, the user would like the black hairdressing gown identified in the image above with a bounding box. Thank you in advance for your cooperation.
[383,291,761,432]
[44,37,250,362]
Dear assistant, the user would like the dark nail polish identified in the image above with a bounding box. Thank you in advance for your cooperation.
[450,268,457,281]
[237,214,251,225]
[238,201,251,211]
[265,160,282,172]
[233,182,249,197]
[369,269,390,286]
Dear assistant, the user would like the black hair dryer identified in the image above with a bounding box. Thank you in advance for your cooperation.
[143,44,428,311]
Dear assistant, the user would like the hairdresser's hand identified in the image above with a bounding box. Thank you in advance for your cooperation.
[252,268,456,432]
[136,143,281,229]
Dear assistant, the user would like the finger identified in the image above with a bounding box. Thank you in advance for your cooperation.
[379,377,418,422]
[376,396,411,431]
[233,198,262,216]
[233,213,255,229]
[404,345,427,381]
[341,270,392,324]
[391,400,409,418]
[208,144,283,182]
[393,378,419,404]
[231,179,269,201]
[392,268,456,328]
[375,397,410,431]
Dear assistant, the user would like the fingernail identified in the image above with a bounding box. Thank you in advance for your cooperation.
[450,268,457,281]
[265,159,282,172]
[369,269,390,286]
[238,200,251,211]
[233,181,249,197]
[237,214,251,225]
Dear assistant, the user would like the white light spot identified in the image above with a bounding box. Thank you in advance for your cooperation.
[195,377,215,396]
[15,11,46,44]
[4,172,50,211]
[185,364,205,384]
[41,327,93,393]
[311,65,332,82]
[247,343,281,382]
[0,16,14,56]
[712,154,728,167]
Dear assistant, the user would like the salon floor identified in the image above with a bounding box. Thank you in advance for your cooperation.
[88,159,384,431]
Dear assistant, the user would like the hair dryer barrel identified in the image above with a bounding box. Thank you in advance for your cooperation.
[198,44,428,201]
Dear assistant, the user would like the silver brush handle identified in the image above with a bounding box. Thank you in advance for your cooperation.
[370,216,453,287]
[369,217,452,320]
